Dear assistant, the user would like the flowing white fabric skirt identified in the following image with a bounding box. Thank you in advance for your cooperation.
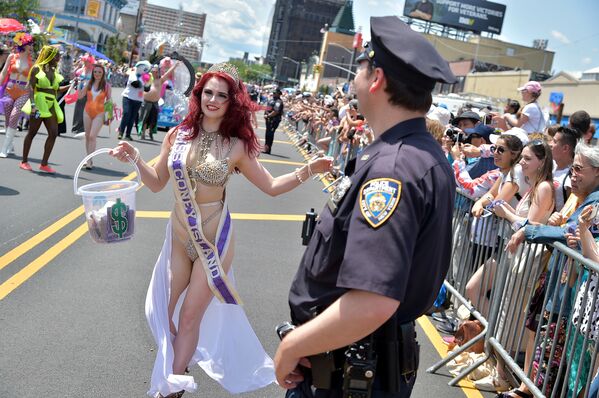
[145,222,275,397]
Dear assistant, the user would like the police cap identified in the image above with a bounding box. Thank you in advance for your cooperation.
[355,16,457,91]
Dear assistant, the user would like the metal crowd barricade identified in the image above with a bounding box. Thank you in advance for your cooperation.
[429,189,599,397]
[427,189,514,386]
[487,240,599,398]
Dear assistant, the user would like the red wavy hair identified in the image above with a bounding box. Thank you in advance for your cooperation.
[179,71,261,156]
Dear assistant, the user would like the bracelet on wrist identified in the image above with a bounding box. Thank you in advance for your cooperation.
[133,147,141,164]
[307,162,313,177]
[294,168,305,184]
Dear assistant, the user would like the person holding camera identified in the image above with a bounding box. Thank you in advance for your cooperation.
[274,16,457,398]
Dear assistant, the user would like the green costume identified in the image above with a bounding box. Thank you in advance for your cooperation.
[22,69,64,123]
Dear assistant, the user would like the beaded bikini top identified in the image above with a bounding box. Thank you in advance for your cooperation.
[187,131,237,189]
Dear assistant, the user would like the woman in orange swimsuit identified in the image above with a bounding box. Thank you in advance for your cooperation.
[0,33,34,158]
[81,63,111,169]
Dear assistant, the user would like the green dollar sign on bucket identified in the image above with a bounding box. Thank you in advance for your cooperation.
[111,198,129,238]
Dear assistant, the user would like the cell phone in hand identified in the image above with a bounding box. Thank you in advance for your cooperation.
[589,203,599,224]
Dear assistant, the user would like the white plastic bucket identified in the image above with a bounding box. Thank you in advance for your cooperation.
[74,148,141,244]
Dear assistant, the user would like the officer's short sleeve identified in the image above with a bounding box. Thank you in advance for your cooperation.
[337,168,431,302]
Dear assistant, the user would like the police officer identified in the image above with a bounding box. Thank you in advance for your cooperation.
[274,16,457,398]
[264,88,284,154]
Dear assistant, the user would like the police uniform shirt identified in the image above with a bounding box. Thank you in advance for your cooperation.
[289,118,455,325]
[266,98,284,120]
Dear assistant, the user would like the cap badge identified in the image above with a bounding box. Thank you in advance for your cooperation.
[359,178,401,228]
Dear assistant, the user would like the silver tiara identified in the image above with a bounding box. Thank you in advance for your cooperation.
[207,62,240,84]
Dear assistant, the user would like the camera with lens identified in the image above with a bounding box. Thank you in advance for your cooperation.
[445,128,465,144]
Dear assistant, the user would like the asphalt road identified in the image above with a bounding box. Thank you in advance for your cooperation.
[0,88,489,397]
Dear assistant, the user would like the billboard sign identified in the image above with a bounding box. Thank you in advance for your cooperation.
[403,0,506,34]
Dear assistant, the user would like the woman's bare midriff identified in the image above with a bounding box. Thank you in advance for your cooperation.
[144,84,161,102]
[171,183,226,248]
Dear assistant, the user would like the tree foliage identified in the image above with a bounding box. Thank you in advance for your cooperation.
[229,60,273,83]
[105,35,128,65]
[0,0,40,24]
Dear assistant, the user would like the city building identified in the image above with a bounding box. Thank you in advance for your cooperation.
[36,0,127,51]
[266,0,346,83]
[539,68,599,121]
[313,0,357,90]
[141,3,206,63]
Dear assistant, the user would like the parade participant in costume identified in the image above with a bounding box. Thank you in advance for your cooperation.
[20,46,68,173]
[72,53,95,134]
[80,63,111,169]
[118,60,150,140]
[0,32,34,158]
[138,60,180,140]
[263,88,284,154]
[159,56,176,99]
[274,16,457,398]
[110,62,333,398]
[57,50,74,135]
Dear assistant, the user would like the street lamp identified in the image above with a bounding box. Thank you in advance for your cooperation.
[326,42,356,82]
[282,56,300,84]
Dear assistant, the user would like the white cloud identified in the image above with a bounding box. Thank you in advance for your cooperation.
[551,30,571,45]
[582,57,593,65]
[149,0,275,63]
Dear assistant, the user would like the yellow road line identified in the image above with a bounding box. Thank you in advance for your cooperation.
[258,138,293,145]
[417,316,485,398]
[0,156,159,271]
[136,211,304,221]
[0,211,303,300]
[0,223,88,300]
[0,207,83,270]
[259,159,305,166]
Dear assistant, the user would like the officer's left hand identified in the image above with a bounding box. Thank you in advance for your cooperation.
[274,345,305,389]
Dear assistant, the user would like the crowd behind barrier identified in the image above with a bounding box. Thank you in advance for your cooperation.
[278,89,599,398]
[282,94,373,178]
[428,189,599,398]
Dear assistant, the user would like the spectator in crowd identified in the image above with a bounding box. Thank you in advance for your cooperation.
[569,110,591,138]
[453,110,480,131]
[492,99,520,130]
[504,143,599,397]
[551,126,580,211]
[501,81,545,134]
[464,133,527,313]
[463,124,497,179]
[565,204,599,398]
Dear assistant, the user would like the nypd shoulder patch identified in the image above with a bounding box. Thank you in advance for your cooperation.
[359,178,402,228]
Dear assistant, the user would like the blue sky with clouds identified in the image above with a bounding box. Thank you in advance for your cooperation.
[149,0,599,73]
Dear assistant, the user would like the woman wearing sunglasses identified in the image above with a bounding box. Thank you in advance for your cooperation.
[464,133,528,314]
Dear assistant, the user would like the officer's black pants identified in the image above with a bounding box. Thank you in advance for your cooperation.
[264,117,281,153]
[285,366,417,398]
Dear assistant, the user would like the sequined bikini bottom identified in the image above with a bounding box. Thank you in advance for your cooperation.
[183,200,223,262]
